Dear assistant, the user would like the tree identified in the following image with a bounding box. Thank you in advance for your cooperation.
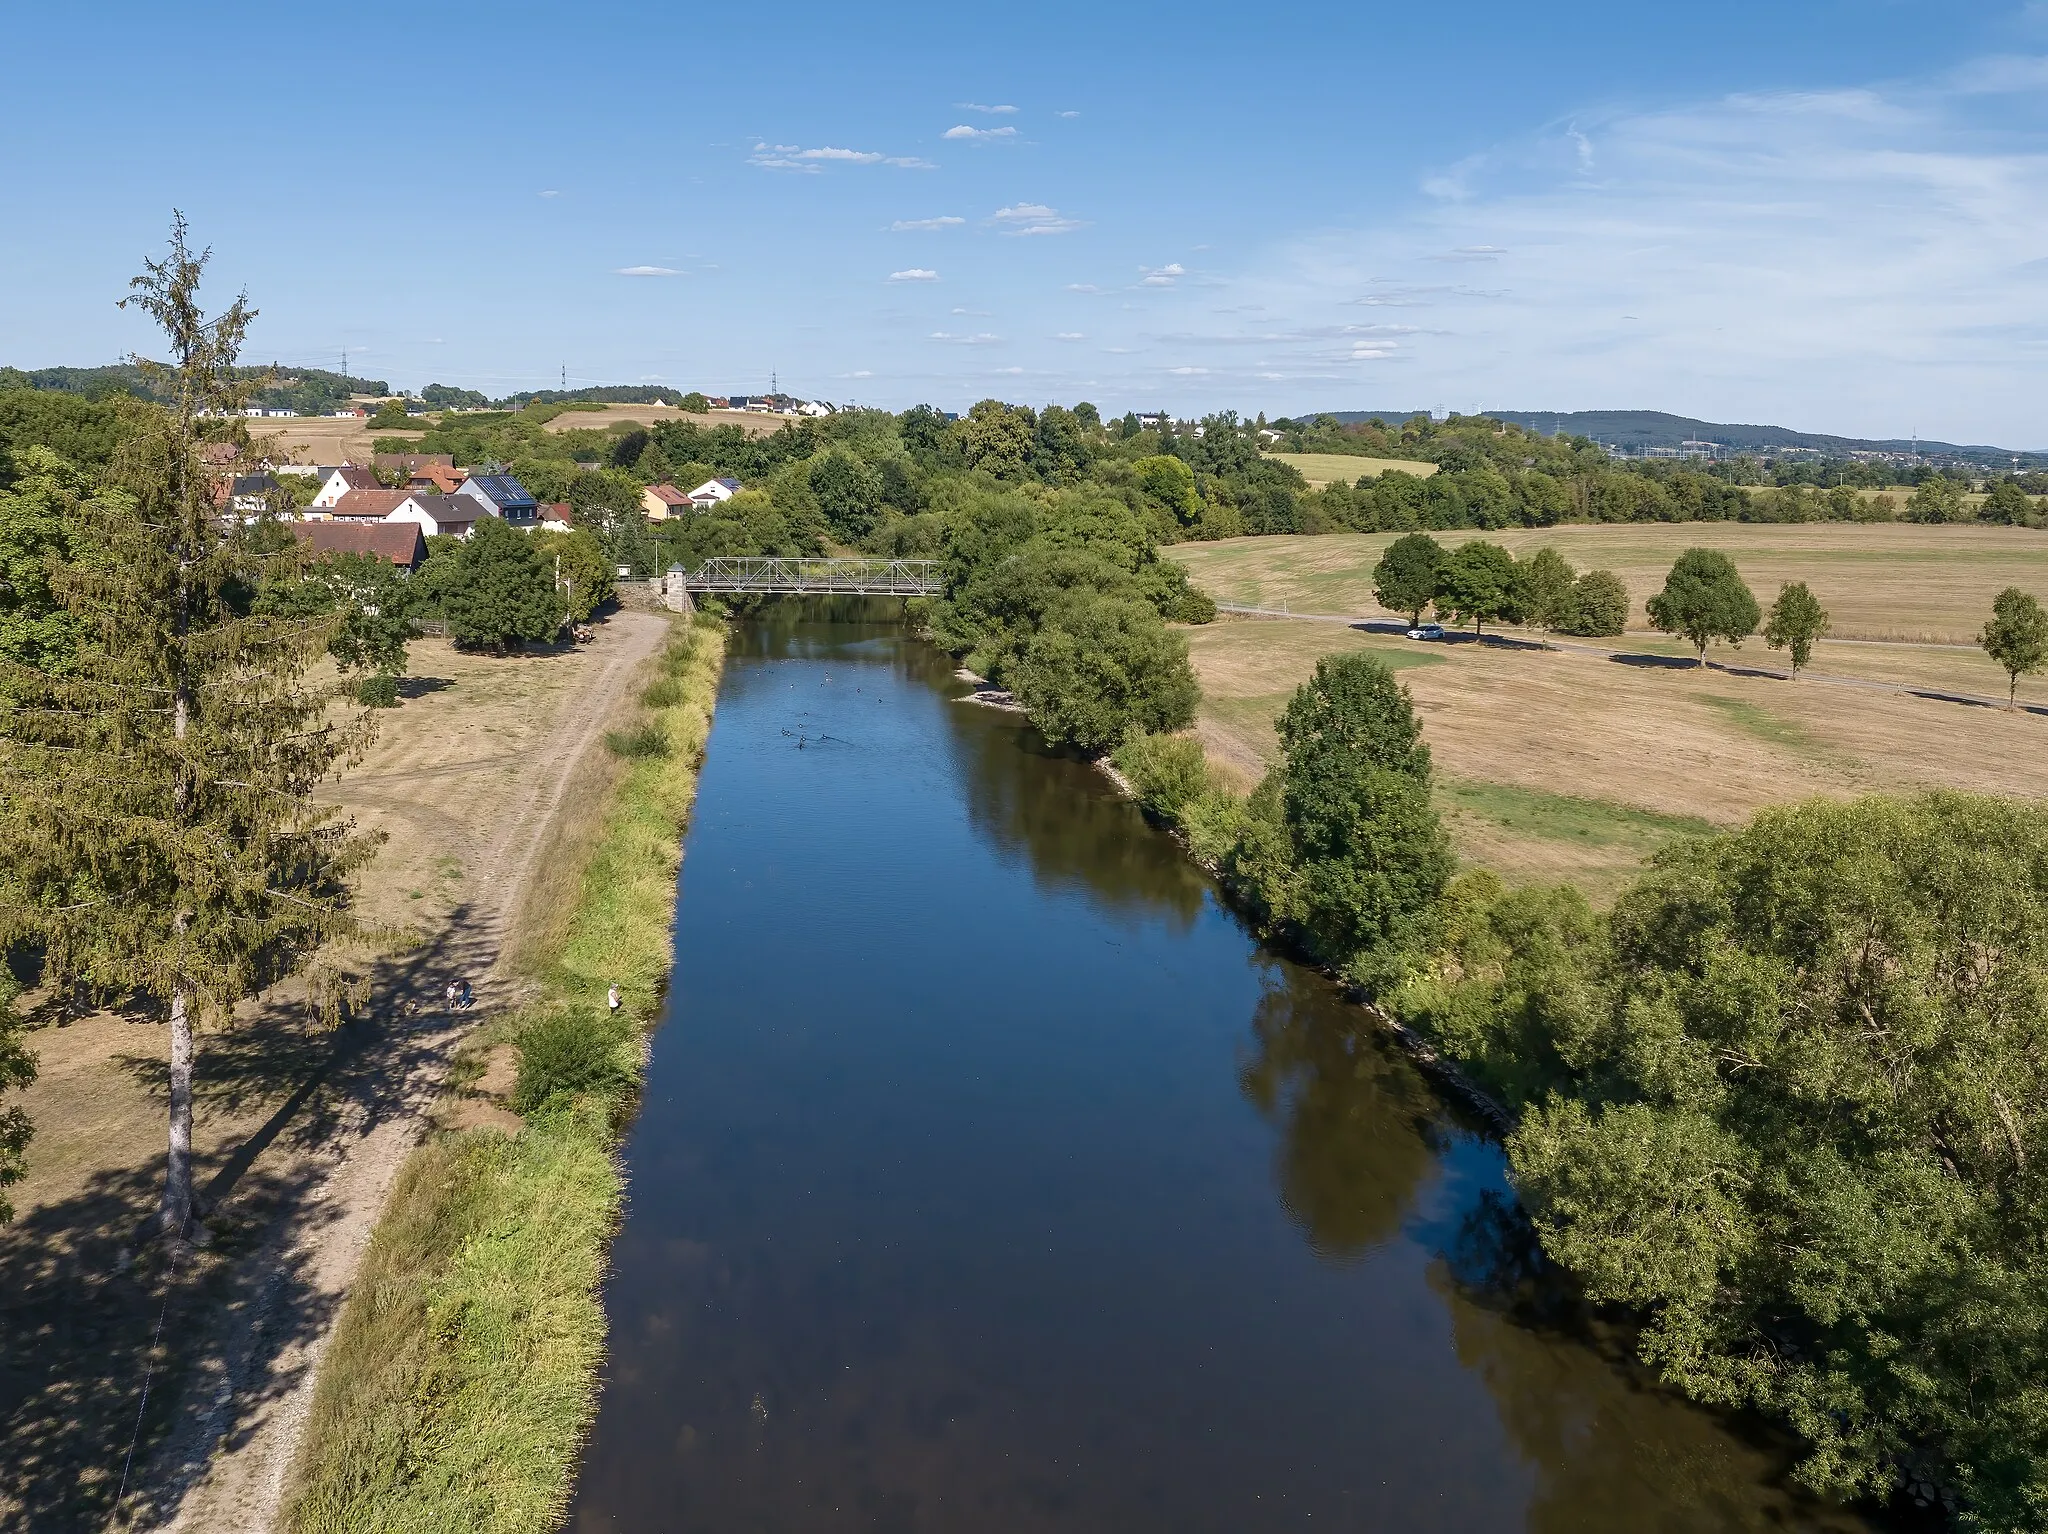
[1904,475,1966,524]
[954,399,1037,478]
[1980,586,2048,709]
[0,985,29,1223]
[680,391,710,414]
[0,217,378,1236]
[1983,479,2035,526]
[1523,546,1577,630]
[260,549,416,704]
[1371,532,1445,627]
[443,515,563,652]
[0,445,89,678]
[1506,793,2048,1521]
[550,527,616,622]
[1763,581,1830,676]
[808,448,884,542]
[1275,652,1452,988]
[1645,547,1760,664]
[1560,569,1629,637]
[1008,593,1198,753]
[1133,454,1199,525]
[1435,539,1524,635]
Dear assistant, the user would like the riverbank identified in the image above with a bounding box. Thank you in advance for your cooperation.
[278,614,725,1534]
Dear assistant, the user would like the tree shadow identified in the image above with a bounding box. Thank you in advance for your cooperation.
[1608,651,1702,670]
[396,674,454,699]
[0,903,511,1528]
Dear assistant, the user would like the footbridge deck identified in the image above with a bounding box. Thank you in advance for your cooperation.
[668,557,940,597]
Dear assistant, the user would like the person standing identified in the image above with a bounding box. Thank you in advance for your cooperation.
[606,984,622,1018]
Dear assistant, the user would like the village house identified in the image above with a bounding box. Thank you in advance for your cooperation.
[539,502,573,532]
[641,483,691,522]
[687,476,743,511]
[228,473,278,515]
[325,489,413,523]
[409,464,465,494]
[310,466,378,508]
[457,473,539,526]
[292,519,428,572]
[384,492,481,539]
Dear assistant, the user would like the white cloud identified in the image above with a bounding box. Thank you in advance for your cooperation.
[616,265,680,277]
[1168,366,1211,375]
[1055,110,1081,119]
[888,268,940,282]
[538,189,560,197]
[1192,62,2048,440]
[930,331,1003,345]
[944,124,1019,141]
[991,203,1085,236]
[750,142,932,172]
[955,102,1019,114]
[1055,332,1086,340]
[1066,282,1106,293]
[1140,262,1187,286]
[838,370,875,379]
[891,215,965,231]
[992,366,1026,375]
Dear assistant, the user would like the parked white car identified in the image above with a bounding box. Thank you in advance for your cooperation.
[1407,623,1446,641]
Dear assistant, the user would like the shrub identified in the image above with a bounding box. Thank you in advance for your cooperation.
[1112,731,1212,818]
[354,672,400,708]
[640,676,683,709]
[604,723,669,759]
[1009,593,1198,753]
[511,1008,633,1115]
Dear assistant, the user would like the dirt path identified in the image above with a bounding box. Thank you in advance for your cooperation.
[132,610,669,1534]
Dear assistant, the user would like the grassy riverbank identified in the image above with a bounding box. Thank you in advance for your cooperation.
[280,614,725,1534]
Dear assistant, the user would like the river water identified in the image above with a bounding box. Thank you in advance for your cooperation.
[566,608,1870,1533]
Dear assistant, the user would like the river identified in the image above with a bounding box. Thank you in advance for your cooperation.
[565,606,1870,1533]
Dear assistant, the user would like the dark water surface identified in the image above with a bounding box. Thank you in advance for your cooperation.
[567,609,1867,1533]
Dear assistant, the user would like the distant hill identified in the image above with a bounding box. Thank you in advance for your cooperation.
[0,363,389,416]
[1308,408,2045,469]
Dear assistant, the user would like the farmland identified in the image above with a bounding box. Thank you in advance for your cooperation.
[1263,451,1438,487]
[1170,525,2048,899]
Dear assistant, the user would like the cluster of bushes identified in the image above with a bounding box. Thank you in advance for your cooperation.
[1372,533,1631,637]
[1116,652,2048,1525]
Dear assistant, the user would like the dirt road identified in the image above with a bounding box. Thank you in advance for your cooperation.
[110,610,669,1532]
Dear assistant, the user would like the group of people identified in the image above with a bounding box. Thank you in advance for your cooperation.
[434,978,622,1015]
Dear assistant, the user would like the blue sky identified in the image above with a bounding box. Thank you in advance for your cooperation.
[4,0,2046,442]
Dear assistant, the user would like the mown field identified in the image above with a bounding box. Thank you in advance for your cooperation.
[1263,451,1438,487]
[1173,523,2048,643]
[1171,525,2048,901]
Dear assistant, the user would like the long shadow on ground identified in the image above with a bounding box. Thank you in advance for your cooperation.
[0,903,504,1532]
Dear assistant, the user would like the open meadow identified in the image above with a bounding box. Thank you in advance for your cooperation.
[1171,525,2048,901]
[539,404,789,438]
[1173,523,2048,644]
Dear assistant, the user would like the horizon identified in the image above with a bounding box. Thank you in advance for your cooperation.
[4,1,2046,444]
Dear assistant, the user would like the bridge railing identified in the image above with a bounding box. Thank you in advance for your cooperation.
[674,557,941,594]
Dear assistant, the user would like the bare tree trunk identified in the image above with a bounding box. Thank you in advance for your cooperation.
[160,988,193,1234]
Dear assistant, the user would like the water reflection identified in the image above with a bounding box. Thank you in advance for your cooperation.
[1238,973,1442,1261]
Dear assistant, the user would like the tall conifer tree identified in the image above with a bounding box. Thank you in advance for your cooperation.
[0,217,379,1236]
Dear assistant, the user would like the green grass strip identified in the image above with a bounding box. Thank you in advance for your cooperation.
[282,615,726,1534]
[1438,779,1719,850]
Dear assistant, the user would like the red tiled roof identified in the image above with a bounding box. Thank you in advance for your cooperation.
[541,501,572,523]
[645,483,691,506]
[327,489,412,520]
[293,520,427,569]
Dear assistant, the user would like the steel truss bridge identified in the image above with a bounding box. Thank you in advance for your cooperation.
[671,557,940,596]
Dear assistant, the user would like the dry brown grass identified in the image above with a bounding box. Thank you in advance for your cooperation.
[1172,524,2048,645]
[1185,610,2048,900]
[254,417,378,465]
[540,404,789,438]
[1264,452,1440,487]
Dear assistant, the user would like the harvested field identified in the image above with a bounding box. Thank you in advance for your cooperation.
[1172,524,2048,646]
[0,615,669,1533]
[1264,451,1438,487]
[252,416,378,465]
[540,404,790,438]
[1183,609,2048,902]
